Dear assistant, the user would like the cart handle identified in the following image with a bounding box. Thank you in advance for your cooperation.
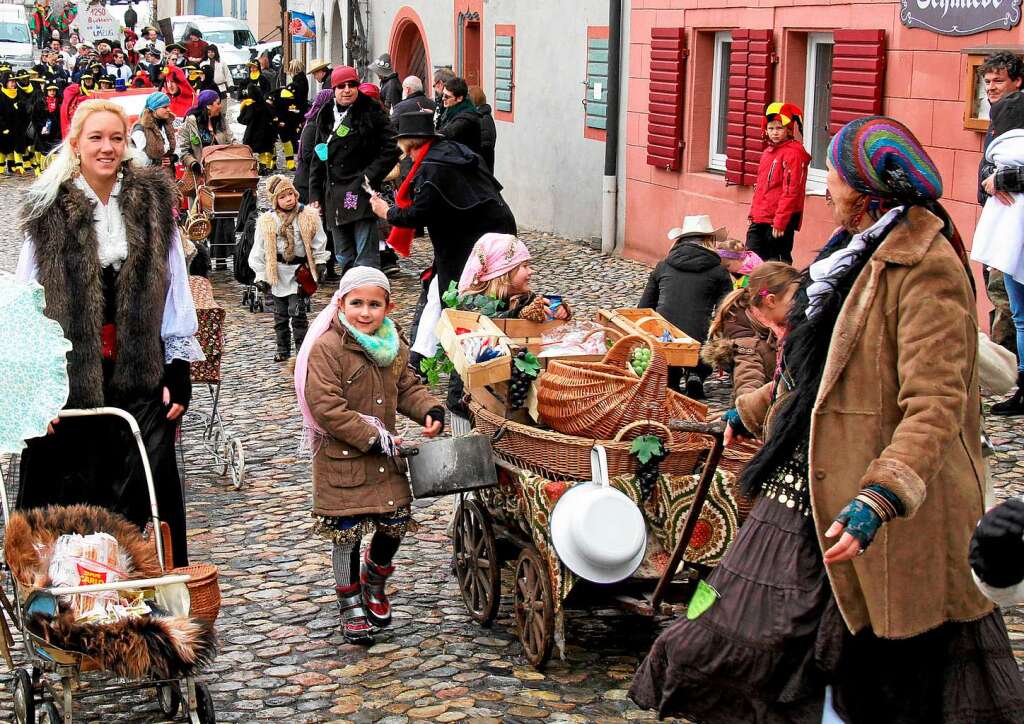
[44,574,191,596]
[667,419,725,437]
[43,408,168,574]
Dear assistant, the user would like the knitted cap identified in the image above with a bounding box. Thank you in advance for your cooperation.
[827,116,941,203]
[338,266,390,299]
[331,65,359,87]
[267,175,297,208]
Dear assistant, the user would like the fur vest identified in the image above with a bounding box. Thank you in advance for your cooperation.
[134,113,175,163]
[256,205,320,286]
[25,165,178,407]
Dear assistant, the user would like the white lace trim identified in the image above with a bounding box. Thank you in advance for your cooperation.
[164,335,207,364]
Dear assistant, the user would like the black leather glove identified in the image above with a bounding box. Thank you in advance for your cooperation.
[190,161,202,176]
[256,280,271,294]
[162,358,192,410]
[425,406,445,435]
[970,498,1024,589]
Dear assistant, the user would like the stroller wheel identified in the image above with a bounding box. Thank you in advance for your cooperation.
[12,668,34,724]
[36,702,60,724]
[158,682,181,717]
[194,681,216,724]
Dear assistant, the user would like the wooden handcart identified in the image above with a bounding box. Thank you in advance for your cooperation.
[452,406,744,668]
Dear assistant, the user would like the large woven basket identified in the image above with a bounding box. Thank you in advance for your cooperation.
[171,563,221,623]
[536,335,669,438]
[469,400,711,481]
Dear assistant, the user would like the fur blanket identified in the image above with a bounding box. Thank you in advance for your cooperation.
[4,505,217,679]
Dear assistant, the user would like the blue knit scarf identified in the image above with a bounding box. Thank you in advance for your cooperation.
[339,316,399,367]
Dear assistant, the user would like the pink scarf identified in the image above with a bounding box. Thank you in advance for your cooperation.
[457,233,532,292]
[294,290,345,453]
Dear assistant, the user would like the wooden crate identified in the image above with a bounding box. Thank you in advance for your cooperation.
[491,318,567,339]
[435,309,512,388]
[596,308,700,367]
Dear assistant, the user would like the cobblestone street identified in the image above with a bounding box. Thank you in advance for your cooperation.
[0,172,1021,722]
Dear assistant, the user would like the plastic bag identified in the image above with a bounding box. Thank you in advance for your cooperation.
[47,533,128,619]
[539,321,606,357]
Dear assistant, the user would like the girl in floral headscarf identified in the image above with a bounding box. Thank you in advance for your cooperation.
[631,116,1024,723]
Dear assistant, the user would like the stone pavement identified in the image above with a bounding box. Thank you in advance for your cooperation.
[0,172,1020,723]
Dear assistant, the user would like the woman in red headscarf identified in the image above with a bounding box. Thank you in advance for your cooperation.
[162,64,195,118]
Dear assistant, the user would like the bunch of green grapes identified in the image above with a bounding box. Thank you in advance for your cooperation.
[630,347,653,376]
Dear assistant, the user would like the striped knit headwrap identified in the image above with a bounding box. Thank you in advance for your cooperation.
[827,116,941,203]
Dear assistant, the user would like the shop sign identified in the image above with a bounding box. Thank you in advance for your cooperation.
[289,11,316,43]
[901,0,1022,35]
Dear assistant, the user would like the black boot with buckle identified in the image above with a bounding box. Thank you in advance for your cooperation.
[991,372,1024,416]
[336,583,375,645]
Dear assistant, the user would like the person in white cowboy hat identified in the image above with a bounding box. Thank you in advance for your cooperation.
[638,214,732,400]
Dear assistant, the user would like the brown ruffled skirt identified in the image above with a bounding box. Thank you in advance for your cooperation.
[628,494,1024,723]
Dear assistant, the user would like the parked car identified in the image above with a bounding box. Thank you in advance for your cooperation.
[0,4,33,70]
[171,16,281,90]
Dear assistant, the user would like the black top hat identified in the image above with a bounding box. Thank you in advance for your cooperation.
[395,110,442,139]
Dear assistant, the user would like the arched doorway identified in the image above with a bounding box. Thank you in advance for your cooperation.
[330,0,345,68]
[390,9,430,85]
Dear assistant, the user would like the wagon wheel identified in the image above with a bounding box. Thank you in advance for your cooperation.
[157,682,181,718]
[12,668,34,724]
[36,702,60,724]
[452,498,501,626]
[222,438,245,490]
[513,546,555,668]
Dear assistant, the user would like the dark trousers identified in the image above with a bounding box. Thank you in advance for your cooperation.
[746,216,800,264]
[668,362,711,392]
[332,218,380,272]
[273,293,309,355]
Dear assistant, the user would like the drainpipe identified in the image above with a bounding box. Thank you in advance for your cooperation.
[601,0,623,254]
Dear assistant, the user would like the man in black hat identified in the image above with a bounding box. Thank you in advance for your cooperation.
[370,110,516,374]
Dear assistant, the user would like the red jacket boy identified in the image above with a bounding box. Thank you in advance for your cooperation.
[746,102,810,264]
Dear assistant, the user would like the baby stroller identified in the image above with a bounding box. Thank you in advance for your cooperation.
[233,188,265,313]
[0,409,218,723]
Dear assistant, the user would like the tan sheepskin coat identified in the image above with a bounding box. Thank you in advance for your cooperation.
[736,206,993,639]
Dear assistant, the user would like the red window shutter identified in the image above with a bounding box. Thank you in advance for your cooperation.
[725,29,775,186]
[829,29,885,135]
[646,27,687,171]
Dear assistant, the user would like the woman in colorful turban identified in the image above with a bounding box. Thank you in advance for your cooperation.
[630,116,1024,722]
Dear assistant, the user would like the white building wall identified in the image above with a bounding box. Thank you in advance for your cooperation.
[352,1,612,244]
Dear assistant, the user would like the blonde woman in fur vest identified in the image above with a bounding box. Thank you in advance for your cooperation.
[249,175,330,362]
[14,98,204,567]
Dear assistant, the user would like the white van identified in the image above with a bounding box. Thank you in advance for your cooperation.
[0,4,33,70]
[171,15,280,88]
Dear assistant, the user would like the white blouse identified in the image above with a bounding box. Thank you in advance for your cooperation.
[15,183,205,365]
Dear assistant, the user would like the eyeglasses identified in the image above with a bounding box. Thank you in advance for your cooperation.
[337,81,359,89]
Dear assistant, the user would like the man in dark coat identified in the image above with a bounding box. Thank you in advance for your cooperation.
[390,75,435,124]
[309,65,400,271]
[370,111,516,371]
[123,5,138,31]
[436,76,482,157]
[370,53,402,111]
[638,216,732,399]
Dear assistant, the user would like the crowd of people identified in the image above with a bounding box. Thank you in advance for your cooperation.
[7,32,1024,722]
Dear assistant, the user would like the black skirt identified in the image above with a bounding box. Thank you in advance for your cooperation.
[629,491,1024,723]
[16,392,189,568]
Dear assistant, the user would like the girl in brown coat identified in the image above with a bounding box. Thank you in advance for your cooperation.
[631,118,1024,722]
[701,262,800,401]
[294,266,444,644]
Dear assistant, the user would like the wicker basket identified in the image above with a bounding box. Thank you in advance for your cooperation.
[536,335,669,438]
[171,564,221,623]
[469,400,711,481]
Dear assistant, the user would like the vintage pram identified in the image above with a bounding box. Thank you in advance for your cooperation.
[177,277,246,490]
[0,408,217,723]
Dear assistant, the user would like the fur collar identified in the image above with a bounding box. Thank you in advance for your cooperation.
[871,205,945,267]
[340,316,399,367]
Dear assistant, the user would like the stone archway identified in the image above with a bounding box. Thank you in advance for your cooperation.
[389,8,430,85]
[330,0,345,66]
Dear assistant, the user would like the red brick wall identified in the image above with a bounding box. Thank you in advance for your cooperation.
[625,0,1004,312]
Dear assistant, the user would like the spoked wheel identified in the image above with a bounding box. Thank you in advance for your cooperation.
[158,682,181,718]
[452,499,501,626]
[12,668,34,724]
[222,438,245,490]
[36,702,60,724]
[194,681,216,724]
[513,546,555,669]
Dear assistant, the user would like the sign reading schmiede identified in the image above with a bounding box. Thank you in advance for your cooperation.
[901,0,1022,35]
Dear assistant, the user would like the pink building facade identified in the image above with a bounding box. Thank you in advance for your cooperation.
[623,0,1017,306]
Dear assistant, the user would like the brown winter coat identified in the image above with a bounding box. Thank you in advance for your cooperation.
[736,206,992,639]
[701,307,777,400]
[304,317,439,517]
